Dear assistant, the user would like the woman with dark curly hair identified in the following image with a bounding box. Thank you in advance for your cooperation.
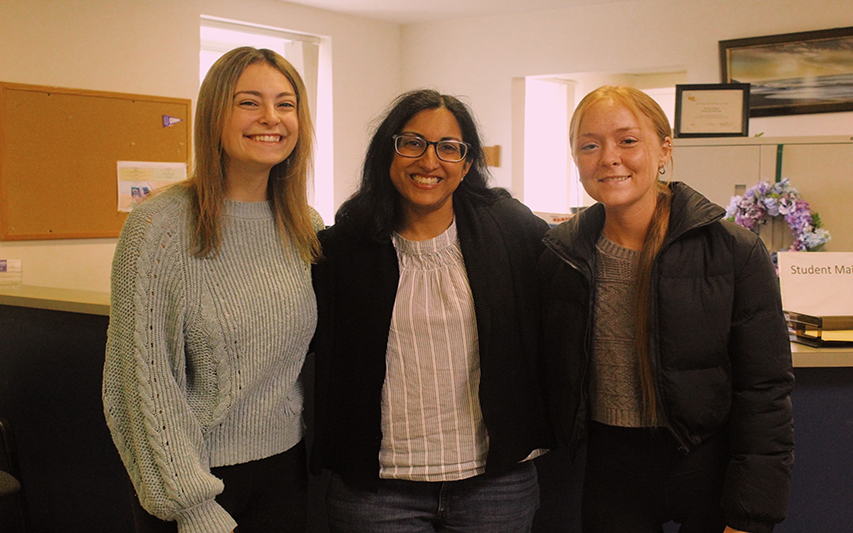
[311,89,554,532]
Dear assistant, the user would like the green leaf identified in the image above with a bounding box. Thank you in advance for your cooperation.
[812,212,823,228]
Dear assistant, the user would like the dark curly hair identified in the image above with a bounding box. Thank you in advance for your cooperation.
[334,89,499,242]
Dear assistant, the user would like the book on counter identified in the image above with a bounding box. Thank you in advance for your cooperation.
[785,311,853,347]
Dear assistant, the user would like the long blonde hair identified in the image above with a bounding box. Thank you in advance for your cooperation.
[570,86,673,426]
[185,46,320,263]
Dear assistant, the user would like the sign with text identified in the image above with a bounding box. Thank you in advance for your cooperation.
[0,259,22,287]
[778,252,853,316]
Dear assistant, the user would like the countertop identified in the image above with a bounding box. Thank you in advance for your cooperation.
[1,285,851,367]
[790,341,853,368]
[0,285,110,316]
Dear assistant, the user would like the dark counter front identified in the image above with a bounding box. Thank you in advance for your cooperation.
[0,298,134,532]
[777,365,853,532]
[1,285,852,532]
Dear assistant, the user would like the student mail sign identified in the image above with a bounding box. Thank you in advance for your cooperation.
[777,252,853,316]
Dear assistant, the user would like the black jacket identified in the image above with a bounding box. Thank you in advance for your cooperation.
[311,191,554,491]
[540,182,794,533]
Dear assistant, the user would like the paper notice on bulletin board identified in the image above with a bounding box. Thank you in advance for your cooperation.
[777,252,853,316]
[117,161,187,212]
[0,259,22,287]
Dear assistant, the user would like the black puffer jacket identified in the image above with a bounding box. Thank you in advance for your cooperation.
[540,182,794,533]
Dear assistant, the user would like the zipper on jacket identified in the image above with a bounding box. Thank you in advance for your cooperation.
[544,239,594,455]
[648,215,723,455]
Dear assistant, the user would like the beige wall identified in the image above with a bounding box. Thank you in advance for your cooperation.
[0,0,401,292]
[399,0,853,193]
[2,0,852,291]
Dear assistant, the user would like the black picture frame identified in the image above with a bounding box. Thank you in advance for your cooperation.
[674,83,750,138]
[719,26,853,117]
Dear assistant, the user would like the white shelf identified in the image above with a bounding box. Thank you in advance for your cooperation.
[791,342,853,368]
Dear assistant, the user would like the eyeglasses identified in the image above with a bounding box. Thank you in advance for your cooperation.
[393,134,469,163]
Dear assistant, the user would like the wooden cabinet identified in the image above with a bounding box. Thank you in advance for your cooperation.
[671,136,853,251]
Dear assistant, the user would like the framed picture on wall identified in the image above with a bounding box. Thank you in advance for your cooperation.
[719,26,853,117]
[674,83,750,138]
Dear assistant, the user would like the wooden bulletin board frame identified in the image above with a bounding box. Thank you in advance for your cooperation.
[0,82,191,240]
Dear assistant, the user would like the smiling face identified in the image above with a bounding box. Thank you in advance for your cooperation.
[389,107,472,228]
[574,99,671,221]
[220,62,299,181]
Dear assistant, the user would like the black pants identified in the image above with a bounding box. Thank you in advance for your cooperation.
[130,440,308,533]
[582,422,728,533]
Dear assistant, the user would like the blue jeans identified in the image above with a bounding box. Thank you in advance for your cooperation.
[326,461,539,532]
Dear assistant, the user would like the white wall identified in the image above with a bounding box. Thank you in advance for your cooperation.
[399,0,853,193]
[0,0,401,292]
[2,0,852,291]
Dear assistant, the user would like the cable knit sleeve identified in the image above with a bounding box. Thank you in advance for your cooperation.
[310,206,325,233]
[102,190,237,533]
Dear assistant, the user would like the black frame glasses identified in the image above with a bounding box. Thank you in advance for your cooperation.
[392,134,469,163]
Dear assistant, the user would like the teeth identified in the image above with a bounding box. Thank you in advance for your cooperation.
[251,135,281,142]
[601,176,629,182]
[412,175,440,185]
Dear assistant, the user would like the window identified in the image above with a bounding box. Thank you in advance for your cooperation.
[519,71,685,215]
[523,78,573,214]
[199,16,333,221]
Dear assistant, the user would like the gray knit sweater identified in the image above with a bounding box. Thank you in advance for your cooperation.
[103,185,321,533]
[590,235,645,428]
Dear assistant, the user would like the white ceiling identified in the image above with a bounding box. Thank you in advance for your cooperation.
[283,0,619,24]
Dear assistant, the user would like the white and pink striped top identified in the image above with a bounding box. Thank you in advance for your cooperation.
[379,219,488,482]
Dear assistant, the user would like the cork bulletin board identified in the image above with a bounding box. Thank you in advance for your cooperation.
[0,82,191,240]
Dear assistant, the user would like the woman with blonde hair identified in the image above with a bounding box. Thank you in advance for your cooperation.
[540,86,794,533]
[104,47,322,533]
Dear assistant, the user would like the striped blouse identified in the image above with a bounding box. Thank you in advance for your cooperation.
[379,219,488,481]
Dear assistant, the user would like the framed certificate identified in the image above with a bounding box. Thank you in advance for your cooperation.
[674,83,750,138]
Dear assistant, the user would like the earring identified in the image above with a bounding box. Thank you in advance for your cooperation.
[658,165,666,175]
